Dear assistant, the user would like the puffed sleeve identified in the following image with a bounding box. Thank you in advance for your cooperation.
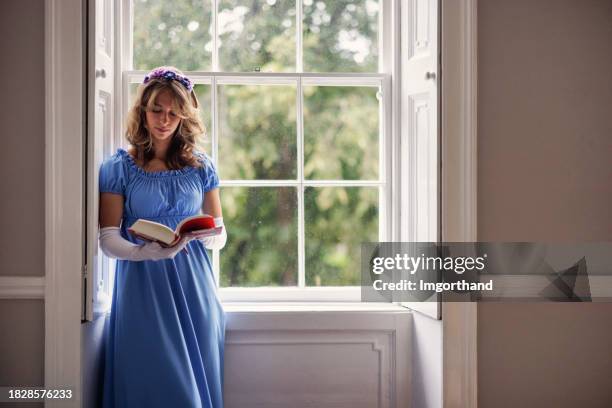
[197,152,220,193]
[99,150,128,195]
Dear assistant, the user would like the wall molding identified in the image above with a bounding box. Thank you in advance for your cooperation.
[45,0,84,406]
[226,330,394,408]
[225,311,411,408]
[440,0,478,407]
[0,276,45,299]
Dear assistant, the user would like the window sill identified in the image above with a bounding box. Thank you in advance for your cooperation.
[222,301,410,313]
[218,286,364,303]
[221,302,412,332]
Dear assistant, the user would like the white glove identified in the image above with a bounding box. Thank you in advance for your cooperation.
[197,217,227,250]
[99,226,190,261]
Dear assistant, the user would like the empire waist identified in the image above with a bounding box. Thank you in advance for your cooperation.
[123,214,200,221]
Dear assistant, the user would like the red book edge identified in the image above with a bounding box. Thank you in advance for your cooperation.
[177,216,216,234]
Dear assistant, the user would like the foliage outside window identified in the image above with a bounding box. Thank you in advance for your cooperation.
[129,0,384,290]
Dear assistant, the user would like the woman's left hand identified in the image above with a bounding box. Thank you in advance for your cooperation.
[183,231,205,241]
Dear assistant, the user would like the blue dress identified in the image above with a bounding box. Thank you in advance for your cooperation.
[100,148,225,408]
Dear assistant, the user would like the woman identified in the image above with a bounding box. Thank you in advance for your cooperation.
[99,66,226,407]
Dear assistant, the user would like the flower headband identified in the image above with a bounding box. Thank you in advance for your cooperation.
[143,68,194,92]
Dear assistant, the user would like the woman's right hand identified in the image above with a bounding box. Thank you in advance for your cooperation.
[137,237,190,261]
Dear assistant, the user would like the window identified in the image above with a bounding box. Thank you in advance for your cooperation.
[117,0,394,301]
[86,0,437,309]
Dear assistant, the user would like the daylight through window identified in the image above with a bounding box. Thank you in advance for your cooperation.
[124,0,391,293]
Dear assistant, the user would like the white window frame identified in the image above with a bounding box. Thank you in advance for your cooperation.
[114,0,402,302]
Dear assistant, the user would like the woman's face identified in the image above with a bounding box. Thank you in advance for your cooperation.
[145,90,181,143]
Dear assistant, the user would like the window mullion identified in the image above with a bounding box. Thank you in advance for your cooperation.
[212,76,219,165]
[297,76,305,288]
[296,0,303,73]
[382,0,399,242]
[124,0,133,70]
[212,0,219,71]
[212,75,220,286]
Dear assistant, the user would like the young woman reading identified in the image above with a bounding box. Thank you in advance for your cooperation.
[99,66,226,408]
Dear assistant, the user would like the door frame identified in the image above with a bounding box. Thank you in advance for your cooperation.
[45,0,84,406]
[440,0,478,407]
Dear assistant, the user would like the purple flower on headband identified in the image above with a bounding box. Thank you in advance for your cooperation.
[143,68,194,92]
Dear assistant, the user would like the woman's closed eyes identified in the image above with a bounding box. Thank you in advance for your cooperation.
[150,108,177,117]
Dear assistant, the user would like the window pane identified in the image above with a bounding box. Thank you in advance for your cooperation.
[304,86,379,180]
[303,0,379,73]
[193,85,213,155]
[133,0,213,71]
[129,83,212,154]
[218,84,297,180]
[128,82,140,108]
[304,187,378,286]
[219,0,296,72]
[220,186,298,286]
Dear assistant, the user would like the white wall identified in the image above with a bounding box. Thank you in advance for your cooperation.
[223,307,412,408]
[410,312,442,408]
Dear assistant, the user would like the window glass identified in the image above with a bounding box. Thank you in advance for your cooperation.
[221,186,298,286]
[219,0,296,72]
[303,0,379,73]
[133,0,213,70]
[218,84,297,180]
[193,85,213,154]
[304,186,378,286]
[304,86,379,180]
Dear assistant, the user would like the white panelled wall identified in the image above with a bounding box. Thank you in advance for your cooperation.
[223,305,411,408]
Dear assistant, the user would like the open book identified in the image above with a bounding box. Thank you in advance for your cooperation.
[127,214,223,247]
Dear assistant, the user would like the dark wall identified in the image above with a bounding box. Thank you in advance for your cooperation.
[0,2,45,407]
[478,0,612,406]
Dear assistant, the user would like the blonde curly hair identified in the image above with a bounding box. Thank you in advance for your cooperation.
[125,66,206,169]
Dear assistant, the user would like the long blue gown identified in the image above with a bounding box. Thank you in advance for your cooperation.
[100,148,225,408]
